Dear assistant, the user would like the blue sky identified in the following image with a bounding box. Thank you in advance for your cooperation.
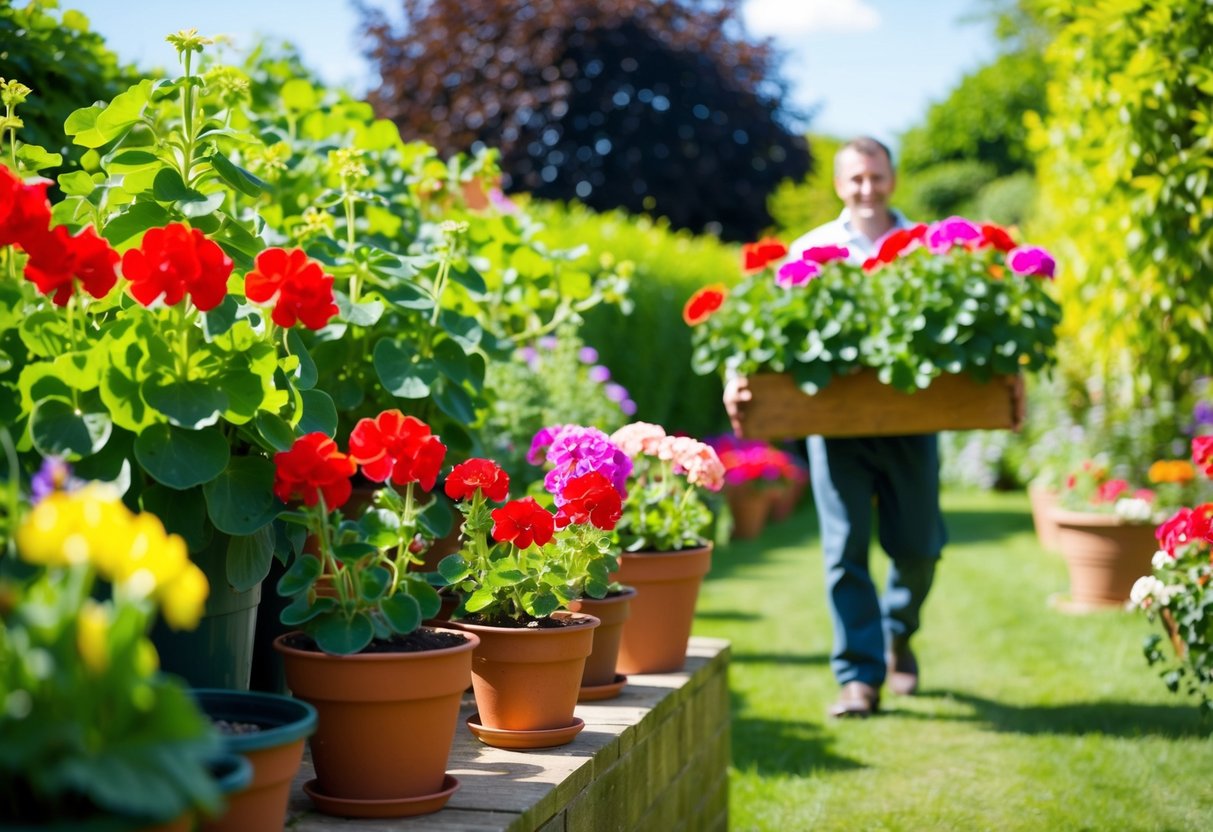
[56,0,997,150]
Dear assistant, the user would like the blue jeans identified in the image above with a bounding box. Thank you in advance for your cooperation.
[807,434,946,687]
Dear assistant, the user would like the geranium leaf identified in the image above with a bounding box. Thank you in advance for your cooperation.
[102,202,171,246]
[208,151,265,197]
[143,379,227,429]
[225,525,276,591]
[134,424,230,490]
[358,566,392,603]
[433,338,486,392]
[379,592,421,634]
[254,411,297,452]
[432,380,476,425]
[373,339,437,399]
[297,389,337,437]
[277,554,323,597]
[286,330,317,391]
[281,593,335,626]
[402,578,441,620]
[29,398,112,461]
[312,611,374,655]
[203,455,278,536]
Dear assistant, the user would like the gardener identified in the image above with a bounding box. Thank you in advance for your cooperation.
[724,136,944,719]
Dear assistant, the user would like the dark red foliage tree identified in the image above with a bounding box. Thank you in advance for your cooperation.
[359,0,811,241]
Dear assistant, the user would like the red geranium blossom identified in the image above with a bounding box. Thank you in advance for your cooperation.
[348,409,446,490]
[741,237,788,273]
[244,246,339,330]
[445,458,510,502]
[554,471,623,531]
[22,225,119,306]
[979,223,1016,253]
[682,283,728,326]
[0,166,53,250]
[122,223,233,311]
[1156,503,1213,556]
[1193,435,1213,478]
[863,223,928,272]
[273,432,357,509]
[490,497,556,548]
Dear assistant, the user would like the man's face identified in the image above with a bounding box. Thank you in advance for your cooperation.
[834,148,895,221]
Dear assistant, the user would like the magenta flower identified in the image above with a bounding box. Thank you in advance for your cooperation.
[925,216,983,254]
[539,425,632,503]
[775,259,820,288]
[589,365,611,383]
[1007,245,1056,279]
[621,398,638,416]
[527,424,567,465]
[802,244,850,265]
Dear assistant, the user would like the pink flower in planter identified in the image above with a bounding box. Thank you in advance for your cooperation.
[775,258,820,288]
[801,244,850,265]
[1007,245,1056,279]
[925,216,983,254]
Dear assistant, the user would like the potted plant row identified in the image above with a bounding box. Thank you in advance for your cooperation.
[686,219,1062,440]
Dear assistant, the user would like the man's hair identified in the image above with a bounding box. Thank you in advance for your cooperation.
[834,136,895,172]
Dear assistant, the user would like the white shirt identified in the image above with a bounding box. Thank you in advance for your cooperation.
[785,208,912,264]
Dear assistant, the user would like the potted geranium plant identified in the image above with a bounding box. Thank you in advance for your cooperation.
[1129,436,1213,712]
[437,449,625,747]
[605,421,726,674]
[687,218,1060,440]
[0,457,235,830]
[269,412,476,818]
[708,435,809,537]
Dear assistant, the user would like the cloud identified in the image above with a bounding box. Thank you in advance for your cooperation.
[743,0,881,37]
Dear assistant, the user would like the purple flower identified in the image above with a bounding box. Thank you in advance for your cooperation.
[621,398,638,416]
[488,187,518,215]
[538,335,559,350]
[605,383,629,403]
[588,365,611,383]
[527,424,567,466]
[578,346,599,364]
[1193,401,1213,427]
[1007,245,1056,279]
[517,346,539,366]
[926,216,982,254]
[31,457,79,503]
[775,259,820,289]
[541,425,632,502]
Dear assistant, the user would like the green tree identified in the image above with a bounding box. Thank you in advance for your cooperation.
[1028,0,1213,409]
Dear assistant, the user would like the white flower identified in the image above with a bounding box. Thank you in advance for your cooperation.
[1129,575,1164,609]
[1151,549,1174,570]
[1114,497,1153,524]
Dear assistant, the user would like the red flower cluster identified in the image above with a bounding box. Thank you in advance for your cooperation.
[445,458,510,502]
[1156,504,1213,556]
[862,223,928,271]
[244,247,339,330]
[682,283,728,326]
[1,165,119,306]
[741,237,788,273]
[349,409,446,490]
[1193,435,1213,478]
[490,496,556,548]
[273,432,358,509]
[122,222,233,311]
[553,471,622,531]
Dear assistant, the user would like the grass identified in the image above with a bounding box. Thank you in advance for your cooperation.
[693,488,1213,831]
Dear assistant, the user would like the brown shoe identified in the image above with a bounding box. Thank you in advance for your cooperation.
[828,681,880,718]
[887,643,919,696]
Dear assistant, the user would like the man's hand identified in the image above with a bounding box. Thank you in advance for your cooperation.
[723,375,752,435]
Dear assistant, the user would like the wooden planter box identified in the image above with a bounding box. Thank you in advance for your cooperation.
[735,370,1021,441]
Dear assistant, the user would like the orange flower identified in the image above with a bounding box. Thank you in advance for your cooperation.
[1149,459,1196,485]
[741,237,787,273]
[683,283,728,326]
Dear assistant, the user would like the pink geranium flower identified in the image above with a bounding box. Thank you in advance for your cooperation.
[1007,245,1056,279]
[775,259,820,288]
[925,216,983,254]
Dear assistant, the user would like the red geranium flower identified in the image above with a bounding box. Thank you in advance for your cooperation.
[348,409,446,491]
[682,283,728,326]
[244,247,339,330]
[554,471,623,531]
[741,237,788,273]
[979,223,1017,253]
[0,166,53,250]
[122,222,233,311]
[865,223,929,271]
[490,497,555,548]
[1192,435,1213,477]
[1094,479,1129,504]
[273,432,357,509]
[445,458,510,502]
[22,225,119,306]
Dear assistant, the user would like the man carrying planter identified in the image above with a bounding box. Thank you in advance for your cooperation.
[725,137,944,718]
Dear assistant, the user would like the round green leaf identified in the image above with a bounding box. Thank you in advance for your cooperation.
[286,330,317,391]
[278,554,323,597]
[254,412,297,452]
[203,455,278,536]
[29,399,112,460]
[313,610,374,656]
[359,565,392,603]
[225,525,276,592]
[134,424,230,490]
[297,389,337,437]
[143,379,227,429]
[373,339,437,399]
[379,592,421,635]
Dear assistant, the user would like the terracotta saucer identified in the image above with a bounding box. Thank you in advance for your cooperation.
[303,774,459,818]
[465,714,585,749]
[578,673,628,701]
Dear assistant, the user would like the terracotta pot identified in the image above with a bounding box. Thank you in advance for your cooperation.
[568,587,637,688]
[768,478,807,523]
[1028,483,1062,550]
[1052,509,1157,609]
[612,545,712,674]
[194,689,317,832]
[724,483,771,540]
[447,611,599,735]
[273,627,476,812]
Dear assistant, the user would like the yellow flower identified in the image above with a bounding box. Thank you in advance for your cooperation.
[15,485,126,568]
[110,512,192,596]
[76,601,110,675]
[159,563,209,631]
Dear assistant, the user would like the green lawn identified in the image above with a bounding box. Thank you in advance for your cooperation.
[694,488,1213,831]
